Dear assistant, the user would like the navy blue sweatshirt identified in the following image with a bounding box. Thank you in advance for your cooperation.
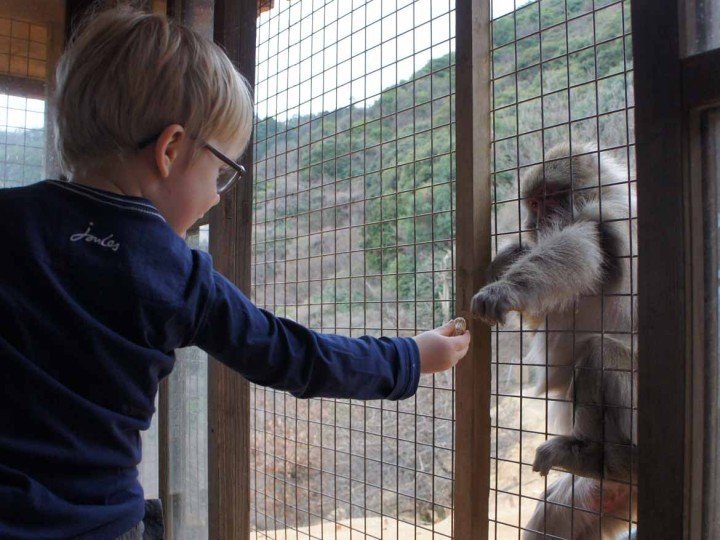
[0,180,420,539]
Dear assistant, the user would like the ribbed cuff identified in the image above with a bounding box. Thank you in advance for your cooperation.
[386,336,421,400]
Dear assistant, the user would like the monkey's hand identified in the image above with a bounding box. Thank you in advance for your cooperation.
[532,439,565,477]
[470,281,519,326]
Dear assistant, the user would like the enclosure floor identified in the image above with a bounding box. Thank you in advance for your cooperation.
[251,511,530,539]
[252,514,452,539]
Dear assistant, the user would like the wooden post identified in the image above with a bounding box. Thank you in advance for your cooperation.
[208,1,256,538]
[631,1,687,538]
[454,0,492,538]
[158,377,172,540]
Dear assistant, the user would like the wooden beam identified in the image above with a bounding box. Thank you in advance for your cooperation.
[683,49,720,111]
[0,74,45,100]
[151,0,168,14]
[631,1,688,538]
[169,0,213,37]
[208,1,256,538]
[453,0,492,538]
[64,0,155,38]
[158,378,173,540]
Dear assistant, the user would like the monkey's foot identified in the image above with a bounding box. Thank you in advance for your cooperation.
[532,436,601,478]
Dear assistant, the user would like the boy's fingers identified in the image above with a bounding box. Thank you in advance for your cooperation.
[449,330,471,344]
[435,319,457,337]
[452,341,469,364]
[451,331,471,352]
[437,317,468,338]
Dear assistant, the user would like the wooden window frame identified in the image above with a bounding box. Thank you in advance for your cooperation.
[685,48,720,540]
[632,1,720,538]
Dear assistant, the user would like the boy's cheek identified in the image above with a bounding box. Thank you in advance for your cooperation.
[198,196,220,221]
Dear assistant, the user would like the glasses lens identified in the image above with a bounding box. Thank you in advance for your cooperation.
[217,169,239,194]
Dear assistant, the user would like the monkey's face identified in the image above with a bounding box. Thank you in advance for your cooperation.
[520,146,599,238]
[522,181,573,234]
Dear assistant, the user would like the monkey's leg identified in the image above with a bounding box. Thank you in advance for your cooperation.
[597,368,636,485]
[532,337,604,478]
[578,337,636,485]
[523,475,601,540]
[533,337,634,481]
[524,475,635,540]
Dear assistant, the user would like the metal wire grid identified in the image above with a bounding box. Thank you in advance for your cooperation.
[489,0,637,538]
[250,0,457,537]
[168,226,211,538]
[137,226,211,539]
[0,19,48,188]
[0,93,46,188]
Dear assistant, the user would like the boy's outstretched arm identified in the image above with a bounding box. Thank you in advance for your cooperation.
[183,253,470,401]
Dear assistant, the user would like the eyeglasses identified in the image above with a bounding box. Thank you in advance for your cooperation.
[137,135,246,194]
[203,142,246,194]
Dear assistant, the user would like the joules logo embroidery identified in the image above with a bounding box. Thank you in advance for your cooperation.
[70,222,120,252]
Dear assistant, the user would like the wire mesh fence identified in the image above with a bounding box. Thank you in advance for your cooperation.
[0,92,44,188]
[0,1,643,538]
[489,0,637,538]
[250,0,457,537]
[0,16,48,188]
[158,225,211,539]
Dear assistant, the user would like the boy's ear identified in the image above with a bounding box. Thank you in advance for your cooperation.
[154,124,186,178]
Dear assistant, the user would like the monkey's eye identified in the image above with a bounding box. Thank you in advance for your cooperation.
[528,199,539,211]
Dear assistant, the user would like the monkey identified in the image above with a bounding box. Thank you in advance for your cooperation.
[472,143,637,539]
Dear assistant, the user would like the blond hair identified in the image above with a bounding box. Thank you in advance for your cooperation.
[54,5,253,175]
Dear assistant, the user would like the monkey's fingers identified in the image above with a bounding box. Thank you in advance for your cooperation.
[470,291,491,322]
[471,289,509,326]
[532,440,557,477]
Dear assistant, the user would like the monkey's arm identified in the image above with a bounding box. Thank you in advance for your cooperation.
[487,243,530,282]
[472,221,605,324]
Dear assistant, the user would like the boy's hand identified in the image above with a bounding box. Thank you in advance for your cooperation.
[413,318,471,374]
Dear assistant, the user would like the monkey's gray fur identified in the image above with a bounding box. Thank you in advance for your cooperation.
[473,144,637,539]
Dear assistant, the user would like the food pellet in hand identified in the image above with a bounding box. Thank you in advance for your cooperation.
[453,317,467,336]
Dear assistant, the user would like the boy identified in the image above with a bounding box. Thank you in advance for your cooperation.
[0,6,470,539]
